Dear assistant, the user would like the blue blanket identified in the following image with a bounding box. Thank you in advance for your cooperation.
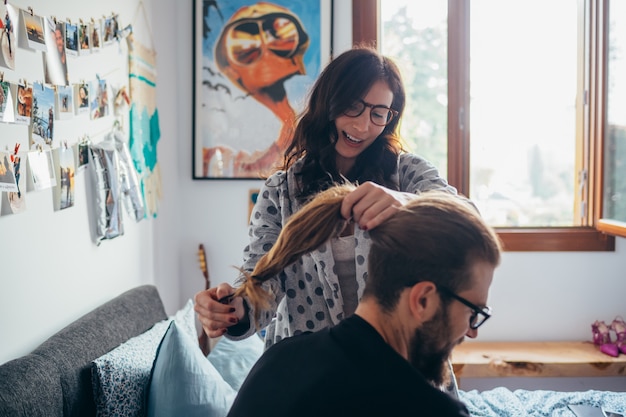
[460,388,626,417]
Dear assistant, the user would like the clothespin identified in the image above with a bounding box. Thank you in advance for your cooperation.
[37,144,43,153]
[10,143,19,163]
[114,86,130,106]
[63,140,68,149]
[27,7,33,16]
[117,24,132,41]
[67,18,72,24]
[0,72,4,82]
[51,16,57,24]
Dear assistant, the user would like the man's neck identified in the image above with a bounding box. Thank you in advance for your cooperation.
[354,300,410,360]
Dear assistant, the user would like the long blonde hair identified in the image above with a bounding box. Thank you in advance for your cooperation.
[235,185,501,327]
[233,184,356,324]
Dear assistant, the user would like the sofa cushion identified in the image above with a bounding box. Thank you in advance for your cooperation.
[91,299,196,417]
[146,321,236,417]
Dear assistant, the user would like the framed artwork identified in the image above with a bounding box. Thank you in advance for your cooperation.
[192,0,332,179]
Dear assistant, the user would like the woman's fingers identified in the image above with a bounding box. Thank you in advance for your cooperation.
[194,284,244,337]
[342,182,411,230]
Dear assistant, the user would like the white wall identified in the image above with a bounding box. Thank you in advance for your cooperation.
[0,0,166,365]
[2,0,625,392]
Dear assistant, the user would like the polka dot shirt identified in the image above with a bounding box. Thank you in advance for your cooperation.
[227,153,457,349]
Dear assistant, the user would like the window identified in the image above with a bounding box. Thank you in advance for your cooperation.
[598,0,626,236]
[353,0,622,250]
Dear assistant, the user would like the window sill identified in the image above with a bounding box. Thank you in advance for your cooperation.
[496,227,615,252]
[597,219,626,239]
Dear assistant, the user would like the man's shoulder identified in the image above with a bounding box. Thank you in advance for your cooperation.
[266,329,327,353]
[349,378,469,417]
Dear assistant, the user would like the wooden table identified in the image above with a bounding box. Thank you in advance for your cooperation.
[451,341,626,378]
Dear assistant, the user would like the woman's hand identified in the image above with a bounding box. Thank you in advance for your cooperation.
[341,182,416,231]
[194,283,245,338]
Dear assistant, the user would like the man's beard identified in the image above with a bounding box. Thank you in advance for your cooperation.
[408,305,460,387]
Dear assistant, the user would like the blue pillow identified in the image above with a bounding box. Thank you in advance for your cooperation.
[146,321,237,417]
[207,334,265,391]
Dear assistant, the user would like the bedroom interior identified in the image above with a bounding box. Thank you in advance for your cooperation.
[0,0,625,415]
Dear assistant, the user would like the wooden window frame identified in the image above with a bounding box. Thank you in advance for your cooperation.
[352,0,617,251]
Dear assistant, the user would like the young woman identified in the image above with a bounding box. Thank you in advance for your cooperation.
[194,46,458,349]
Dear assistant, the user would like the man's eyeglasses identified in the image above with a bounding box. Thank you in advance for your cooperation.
[437,286,492,330]
[343,99,398,127]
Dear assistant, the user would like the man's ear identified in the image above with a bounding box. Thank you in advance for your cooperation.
[407,281,439,323]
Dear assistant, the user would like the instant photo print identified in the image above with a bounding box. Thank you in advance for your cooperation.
[78,22,90,55]
[28,149,56,191]
[52,146,76,211]
[64,21,78,56]
[30,82,56,148]
[1,150,26,216]
[0,150,18,192]
[75,82,89,115]
[43,18,69,86]
[19,9,47,51]
[56,85,74,120]
[0,80,15,123]
[0,4,19,70]
[14,82,32,125]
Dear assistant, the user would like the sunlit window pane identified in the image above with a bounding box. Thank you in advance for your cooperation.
[604,0,626,223]
[470,1,577,226]
[381,0,448,175]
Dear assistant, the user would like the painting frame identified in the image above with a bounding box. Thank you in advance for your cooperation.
[192,0,333,180]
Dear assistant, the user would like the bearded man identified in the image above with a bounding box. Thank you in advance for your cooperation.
[227,192,501,417]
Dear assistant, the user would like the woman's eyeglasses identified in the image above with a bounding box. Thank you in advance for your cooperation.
[437,286,492,330]
[224,13,307,66]
[343,99,398,127]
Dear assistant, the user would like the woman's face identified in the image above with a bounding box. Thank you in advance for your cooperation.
[333,80,393,174]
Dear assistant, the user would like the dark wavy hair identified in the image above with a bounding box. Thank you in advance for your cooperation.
[280,46,406,202]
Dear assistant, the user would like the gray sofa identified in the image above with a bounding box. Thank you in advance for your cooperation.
[0,285,167,417]
[2,285,625,417]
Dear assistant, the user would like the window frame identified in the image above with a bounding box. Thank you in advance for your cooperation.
[352,0,619,251]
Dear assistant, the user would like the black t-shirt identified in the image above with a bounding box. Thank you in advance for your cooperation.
[227,315,469,417]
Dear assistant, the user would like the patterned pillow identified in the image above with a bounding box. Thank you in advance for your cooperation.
[91,299,197,417]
